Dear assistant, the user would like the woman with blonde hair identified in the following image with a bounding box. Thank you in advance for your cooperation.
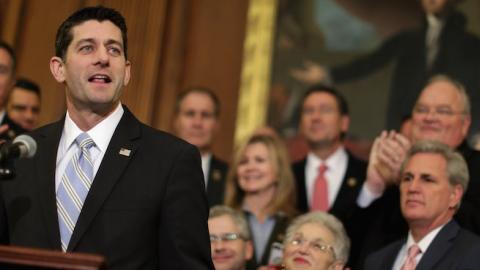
[225,133,297,269]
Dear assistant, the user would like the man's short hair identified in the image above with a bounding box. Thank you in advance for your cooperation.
[55,6,128,60]
[423,74,471,115]
[400,140,469,193]
[175,86,221,117]
[209,205,250,240]
[0,40,16,73]
[300,84,349,116]
[13,78,41,99]
[284,211,350,264]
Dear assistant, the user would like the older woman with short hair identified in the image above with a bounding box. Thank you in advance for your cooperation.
[282,211,350,270]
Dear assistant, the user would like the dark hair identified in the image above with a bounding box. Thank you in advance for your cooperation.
[0,40,16,73]
[175,86,221,117]
[14,78,41,99]
[55,6,128,60]
[301,84,349,116]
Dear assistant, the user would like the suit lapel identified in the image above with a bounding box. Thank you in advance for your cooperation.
[293,159,308,212]
[68,108,141,251]
[329,152,362,215]
[416,221,459,270]
[206,156,225,205]
[36,120,65,249]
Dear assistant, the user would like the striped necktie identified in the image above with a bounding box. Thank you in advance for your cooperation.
[56,133,95,251]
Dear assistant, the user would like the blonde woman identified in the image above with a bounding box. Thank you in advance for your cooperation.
[225,133,297,269]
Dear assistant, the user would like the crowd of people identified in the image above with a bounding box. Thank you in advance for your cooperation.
[0,3,480,270]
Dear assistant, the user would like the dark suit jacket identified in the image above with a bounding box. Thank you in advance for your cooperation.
[331,11,480,134]
[364,220,480,270]
[246,213,290,270]
[205,155,228,207]
[292,150,366,222]
[0,106,214,270]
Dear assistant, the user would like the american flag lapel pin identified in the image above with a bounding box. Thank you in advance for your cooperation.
[119,148,131,157]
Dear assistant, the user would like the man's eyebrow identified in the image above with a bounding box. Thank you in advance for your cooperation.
[75,38,95,46]
[105,39,124,49]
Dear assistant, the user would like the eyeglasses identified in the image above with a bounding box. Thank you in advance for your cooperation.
[289,237,336,258]
[210,233,246,243]
[413,105,465,117]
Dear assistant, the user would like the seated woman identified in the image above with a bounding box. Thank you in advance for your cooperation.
[225,133,297,269]
[283,212,350,270]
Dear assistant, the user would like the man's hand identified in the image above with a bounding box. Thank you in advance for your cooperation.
[0,124,9,136]
[366,131,411,195]
[290,60,330,85]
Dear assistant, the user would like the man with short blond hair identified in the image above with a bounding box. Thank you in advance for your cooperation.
[209,206,253,270]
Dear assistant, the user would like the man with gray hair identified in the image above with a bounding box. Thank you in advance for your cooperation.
[282,211,350,270]
[208,206,253,270]
[364,140,480,269]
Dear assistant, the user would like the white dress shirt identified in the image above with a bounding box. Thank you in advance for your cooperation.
[201,153,212,188]
[55,104,124,190]
[392,222,446,270]
[305,146,347,208]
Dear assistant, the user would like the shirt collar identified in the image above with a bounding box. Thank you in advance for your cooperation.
[62,103,124,152]
[307,146,346,168]
[427,14,444,29]
[405,221,448,254]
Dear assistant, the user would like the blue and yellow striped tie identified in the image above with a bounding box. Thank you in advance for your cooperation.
[56,132,95,251]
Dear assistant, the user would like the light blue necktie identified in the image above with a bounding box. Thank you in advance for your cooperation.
[56,133,95,251]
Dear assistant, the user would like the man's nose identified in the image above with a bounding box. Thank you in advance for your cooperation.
[95,47,110,66]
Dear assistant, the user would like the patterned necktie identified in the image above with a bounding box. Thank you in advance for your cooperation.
[311,164,329,211]
[400,244,421,270]
[56,133,95,251]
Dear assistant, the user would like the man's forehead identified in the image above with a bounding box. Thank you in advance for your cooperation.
[418,81,463,108]
[209,215,238,230]
[404,153,447,175]
[70,20,123,44]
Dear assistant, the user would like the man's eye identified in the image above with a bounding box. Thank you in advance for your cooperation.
[79,45,93,53]
[108,47,121,56]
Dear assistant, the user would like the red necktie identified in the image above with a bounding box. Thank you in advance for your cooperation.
[311,164,329,211]
[400,244,421,270]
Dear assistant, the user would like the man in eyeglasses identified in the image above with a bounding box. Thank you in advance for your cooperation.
[350,74,480,268]
[208,206,253,270]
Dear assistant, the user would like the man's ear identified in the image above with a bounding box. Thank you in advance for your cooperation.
[50,56,66,83]
[123,60,131,86]
[244,240,254,261]
[449,184,464,209]
[341,115,350,133]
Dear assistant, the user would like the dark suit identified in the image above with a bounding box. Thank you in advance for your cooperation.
[331,11,480,135]
[292,150,366,221]
[205,155,228,207]
[364,220,480,270]
[0,106,214,270]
